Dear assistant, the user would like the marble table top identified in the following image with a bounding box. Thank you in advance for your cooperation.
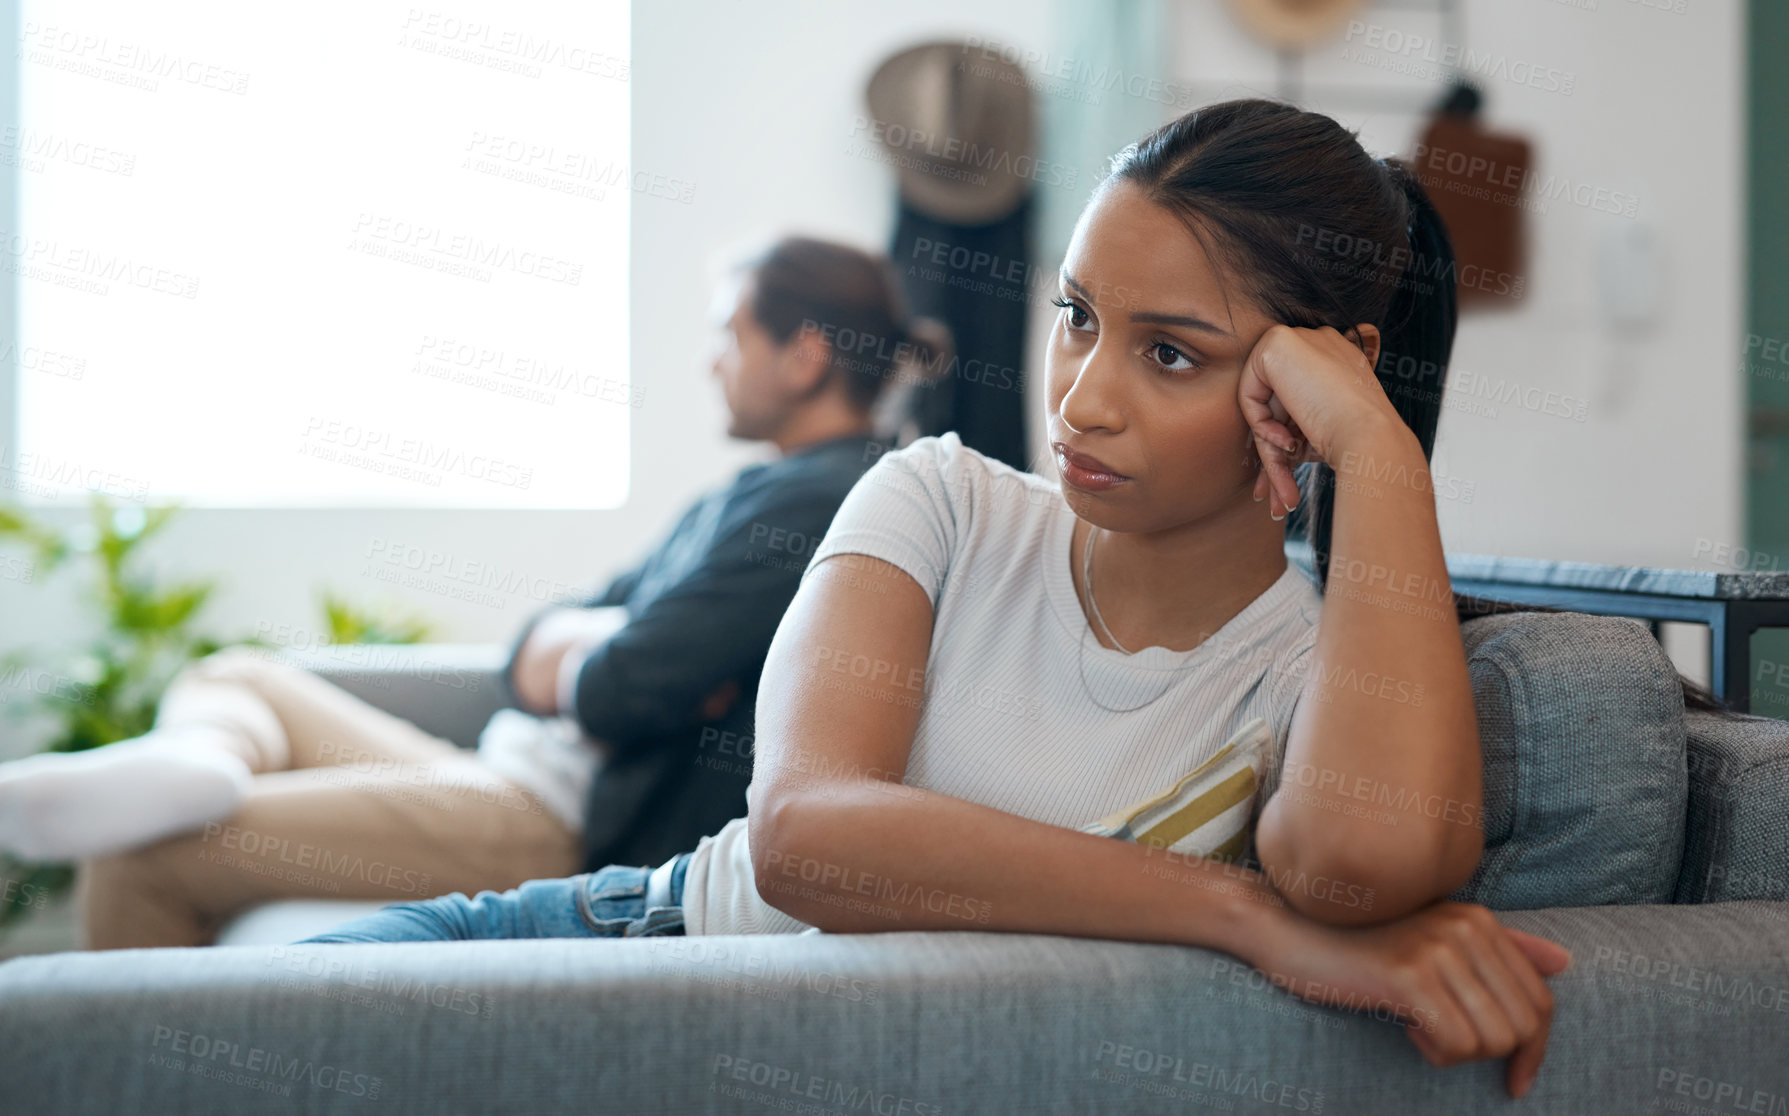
[1285,541,1789,601]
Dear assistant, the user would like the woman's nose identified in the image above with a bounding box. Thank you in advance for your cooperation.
[1058,355,1124,435]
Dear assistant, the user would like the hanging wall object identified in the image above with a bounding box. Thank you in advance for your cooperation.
[865,40,1037,470]
[1225,0,1371,50]
[865,41,1035,224]
[1413,83,1533,310]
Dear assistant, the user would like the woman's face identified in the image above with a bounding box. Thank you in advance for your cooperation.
[1045,177,1279,533]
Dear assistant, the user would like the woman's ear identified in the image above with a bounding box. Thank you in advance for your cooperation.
[1347,324,1383,370]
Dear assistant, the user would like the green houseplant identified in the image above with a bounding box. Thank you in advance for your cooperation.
[0,497,432,931]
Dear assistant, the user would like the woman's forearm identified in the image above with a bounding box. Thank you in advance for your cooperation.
[1254,419,1484,921]
[749,776,1297,956]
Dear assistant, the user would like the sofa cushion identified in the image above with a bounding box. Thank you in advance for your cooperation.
[1674,708,1789,903]
[1448,611,1688,909]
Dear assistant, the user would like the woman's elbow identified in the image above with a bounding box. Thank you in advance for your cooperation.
[747,791,800,878]
[746,788,834,915]
[1255,821,1484,925]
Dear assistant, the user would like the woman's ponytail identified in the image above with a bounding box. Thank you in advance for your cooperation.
[1376,159,1459,462]
[1289,158,1458,590]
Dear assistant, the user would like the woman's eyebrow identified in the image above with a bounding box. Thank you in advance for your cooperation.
[1060,270,1232,337]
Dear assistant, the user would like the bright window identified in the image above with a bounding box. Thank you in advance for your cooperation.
[14,1,630,507]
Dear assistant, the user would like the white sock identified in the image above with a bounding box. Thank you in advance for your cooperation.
[0,729,254,861]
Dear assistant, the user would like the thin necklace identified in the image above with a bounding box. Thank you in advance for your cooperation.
[1083,523,1130,654]
[1075,522,1183,713]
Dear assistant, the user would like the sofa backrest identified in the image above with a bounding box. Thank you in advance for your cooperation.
[1674,707,1789,903]
[1449,610,1688,909]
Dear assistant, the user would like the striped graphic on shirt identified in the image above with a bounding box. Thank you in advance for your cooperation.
[1079,717,1269,864]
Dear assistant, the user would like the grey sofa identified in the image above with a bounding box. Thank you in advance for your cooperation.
[3,605,1788,1113]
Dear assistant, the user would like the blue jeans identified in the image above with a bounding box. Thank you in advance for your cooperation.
[299,853,691,943]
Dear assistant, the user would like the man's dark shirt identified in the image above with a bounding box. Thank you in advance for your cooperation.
[500,431,881,872]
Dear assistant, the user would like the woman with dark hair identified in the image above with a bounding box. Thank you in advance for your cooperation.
[307,100,1575,1096]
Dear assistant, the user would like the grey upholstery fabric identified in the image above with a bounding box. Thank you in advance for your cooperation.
[5,902,1787,1115]
[272,644,508,750]
[1676,708,1789,904]
[1449,612,1687,909]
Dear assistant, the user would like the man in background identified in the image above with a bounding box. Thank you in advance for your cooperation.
[0,235,949,947]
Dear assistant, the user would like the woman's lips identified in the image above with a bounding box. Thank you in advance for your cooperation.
[1054,443,1130,492]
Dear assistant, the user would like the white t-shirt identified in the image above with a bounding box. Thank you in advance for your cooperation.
[681,431,1323,936]
[474,710,601,832]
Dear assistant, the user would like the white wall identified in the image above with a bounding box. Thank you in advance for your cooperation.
[1292,0,1744,577]
[1411,0,1742,678]
[1024,0,1741,678]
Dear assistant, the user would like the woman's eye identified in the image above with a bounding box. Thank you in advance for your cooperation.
[1150,342,1202,374]
[1051,297,1091,331]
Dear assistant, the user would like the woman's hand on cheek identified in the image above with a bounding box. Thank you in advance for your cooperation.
[1239,324,1404,519]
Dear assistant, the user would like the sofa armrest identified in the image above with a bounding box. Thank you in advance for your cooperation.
[4,902,1786,1114]
[1675,708,1789,903]
[269,643,508,749]
[1449,611,1688,908]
